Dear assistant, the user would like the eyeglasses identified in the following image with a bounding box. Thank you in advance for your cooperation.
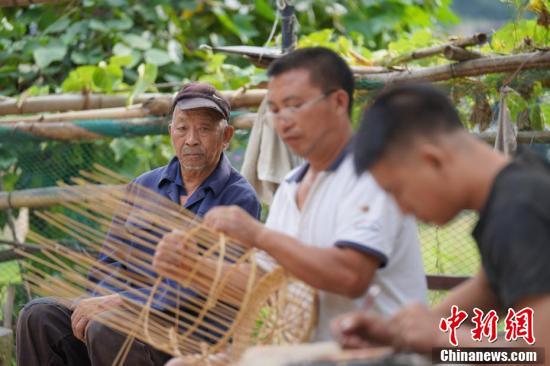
[267,89,337,120]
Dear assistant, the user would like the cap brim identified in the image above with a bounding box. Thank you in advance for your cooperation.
[176,98,226,118]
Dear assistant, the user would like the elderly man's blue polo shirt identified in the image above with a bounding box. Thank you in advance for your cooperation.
[133,153,261,218]
[90,153,261,309]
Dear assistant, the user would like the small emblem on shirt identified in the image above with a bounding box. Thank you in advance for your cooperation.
[360,205,370,212]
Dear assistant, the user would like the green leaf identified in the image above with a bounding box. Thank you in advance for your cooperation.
[491,20,546,52]
[505,89,528,123]
[109,138,135,161]
[254,0,275,21]
[33,41,67,69]
[529,104,543,131]
[89,19,108,32]
[212,7,242,40]
[128,63,157,105]
[106,17,133,31]
[122,33,152,50]
[92,64,123,93]
[144,48,172,66]
[61,65,97,92]
[20,85,49,97]
[43,17,71,34]
[113,42,133,56]
[113,42,142,68]
[388,28,434,54]
[540,102,550,128]
[109,54,133,68]
[61,20,88,45]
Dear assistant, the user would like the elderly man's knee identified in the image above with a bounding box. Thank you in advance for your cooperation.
[165,358,188,366]
[85,319,124,348]
[85,320,106,346]
[18,298,63,330]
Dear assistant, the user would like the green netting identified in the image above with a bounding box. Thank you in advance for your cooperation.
[0,134,486,320]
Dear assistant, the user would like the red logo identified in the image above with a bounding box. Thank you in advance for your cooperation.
[471,308,498,343]
[505,307,536,345]
[439,306,536,346]
[439,305,469,346]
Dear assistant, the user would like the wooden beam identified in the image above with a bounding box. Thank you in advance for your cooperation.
[426,275,470,291]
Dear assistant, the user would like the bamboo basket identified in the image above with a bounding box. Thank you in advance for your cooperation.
[17,166,317,365]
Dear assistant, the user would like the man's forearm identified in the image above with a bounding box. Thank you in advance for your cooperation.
[435,270,498,317]
[255,228,376,298]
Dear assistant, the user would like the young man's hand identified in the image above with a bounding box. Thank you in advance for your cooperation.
[70,294,124,341]
[331,310,393,349]
[387,303,448,353]
[332,303,448,354]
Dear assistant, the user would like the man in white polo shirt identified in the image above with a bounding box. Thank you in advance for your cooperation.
[155,47,427,343]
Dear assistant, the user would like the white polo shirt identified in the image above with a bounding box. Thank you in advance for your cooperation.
[263,148,427,341]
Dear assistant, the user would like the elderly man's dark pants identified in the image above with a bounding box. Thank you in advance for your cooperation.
[16,297,172,366]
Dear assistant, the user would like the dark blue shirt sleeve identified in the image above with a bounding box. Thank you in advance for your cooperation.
[234,191,262,219]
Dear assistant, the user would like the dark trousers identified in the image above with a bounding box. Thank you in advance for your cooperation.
[16,297,172,366]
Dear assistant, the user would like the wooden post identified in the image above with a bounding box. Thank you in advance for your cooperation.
[2,286,15,330]
[0,327,12,366]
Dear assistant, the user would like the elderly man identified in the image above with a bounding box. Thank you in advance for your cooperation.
[16,83,261,366]
[155,48,427,353]
[332,84,550,353]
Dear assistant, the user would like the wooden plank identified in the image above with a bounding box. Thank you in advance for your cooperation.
[426,274,470,291]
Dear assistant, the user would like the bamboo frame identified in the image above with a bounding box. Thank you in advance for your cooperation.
[0,113,256,141]
[17,167,317,364]
[2,51,547,119]
[0,0,64,6]
[0,90,267,116]
[385,33,488,66]
[357,51,550,85]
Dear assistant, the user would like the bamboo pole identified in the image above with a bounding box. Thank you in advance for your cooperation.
[477,130,550,144]
[443,45,483,61]
[357,51,550,87]
[0,105,151,124]
[386,33,488,66]
[0,89,267,116]
[0,185,123,210]
[0,0,64,6]
[0,113,257,142]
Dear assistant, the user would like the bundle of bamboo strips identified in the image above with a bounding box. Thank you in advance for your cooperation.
[17,166,316,365]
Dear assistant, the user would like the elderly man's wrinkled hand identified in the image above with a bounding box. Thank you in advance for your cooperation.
[70,294,123,342]
[153,230,200,280]
[203,206,264,248]
[331,310,393,349]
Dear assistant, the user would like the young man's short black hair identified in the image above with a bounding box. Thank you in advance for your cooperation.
[353,83,464,173]
[267,47,355,114]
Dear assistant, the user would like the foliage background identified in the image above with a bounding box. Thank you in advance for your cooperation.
[0,0,548,333]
